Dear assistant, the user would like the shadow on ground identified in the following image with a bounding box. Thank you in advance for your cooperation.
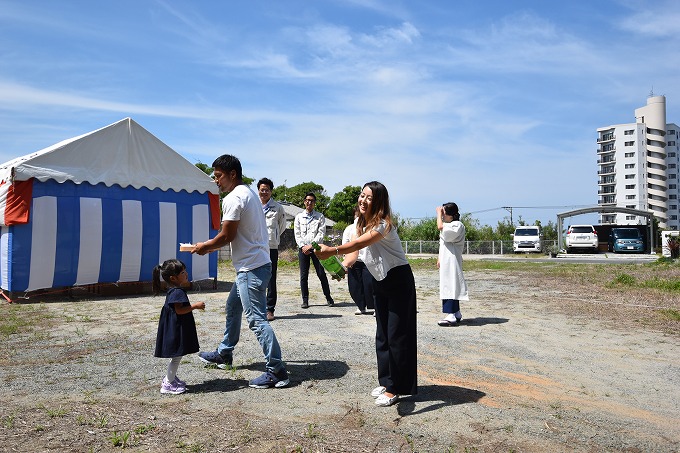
[396,384,486,416]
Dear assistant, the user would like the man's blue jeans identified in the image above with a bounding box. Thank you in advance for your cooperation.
[217,263,285,373]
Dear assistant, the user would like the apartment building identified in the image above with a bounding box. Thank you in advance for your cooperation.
[597,95,679,230]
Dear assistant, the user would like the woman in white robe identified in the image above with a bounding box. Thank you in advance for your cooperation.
[436,202,469,326]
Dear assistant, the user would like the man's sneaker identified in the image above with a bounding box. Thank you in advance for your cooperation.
[198,349,233,369]
[266,311,275,321]
[301,301,309,309]
[248,369,290,389]
[160,377,185,395]
[326,298,335,307]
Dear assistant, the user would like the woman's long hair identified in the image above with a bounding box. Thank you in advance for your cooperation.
[357,181,393,235]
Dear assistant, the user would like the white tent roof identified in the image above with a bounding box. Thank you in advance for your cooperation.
[0,118,217,194]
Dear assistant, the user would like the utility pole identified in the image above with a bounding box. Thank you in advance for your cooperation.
[503,206,513,225]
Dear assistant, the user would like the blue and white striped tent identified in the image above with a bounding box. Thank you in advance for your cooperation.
[0,118,220,294]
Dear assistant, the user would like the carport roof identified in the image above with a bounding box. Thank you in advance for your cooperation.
[557,206,652,218]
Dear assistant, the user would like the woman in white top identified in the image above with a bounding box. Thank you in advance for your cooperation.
[316,181,417,407]
[342,205,376,315]
[436,202,469,326]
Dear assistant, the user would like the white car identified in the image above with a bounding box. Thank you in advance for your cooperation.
[512,226,542,253]
[565,225,598,253]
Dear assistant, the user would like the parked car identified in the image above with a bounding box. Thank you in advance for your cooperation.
[512,226,542,253]
[565,225,598,253]
[608,228,645,253]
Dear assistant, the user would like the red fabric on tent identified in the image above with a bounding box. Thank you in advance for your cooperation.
[209,192,221,230]
[4,179,33,225]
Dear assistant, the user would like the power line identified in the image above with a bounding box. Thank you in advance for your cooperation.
[405,204,594,222]
[468,204,592,214]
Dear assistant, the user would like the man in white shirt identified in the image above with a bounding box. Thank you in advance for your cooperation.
[257,177,287,321]
[293,192,334,308]
[193,155,289,389]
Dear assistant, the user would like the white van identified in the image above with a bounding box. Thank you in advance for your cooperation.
[512,225,543,253]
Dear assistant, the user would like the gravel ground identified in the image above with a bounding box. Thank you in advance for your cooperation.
[0,258,679,452]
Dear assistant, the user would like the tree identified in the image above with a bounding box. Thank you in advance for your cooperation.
[396,217,438,241]
[460,213,482,241]
[495,217,516,240]
[541,220,558,241]
[194,162,253,185]
[326,185,361,223]
[411,217,439,241]
[274,181,329,212]
[195,162,212,176]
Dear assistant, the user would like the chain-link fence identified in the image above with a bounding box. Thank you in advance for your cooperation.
[219,239,559,259]
[401,240,558,255]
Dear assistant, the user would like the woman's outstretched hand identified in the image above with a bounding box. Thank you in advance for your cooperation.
[314,244,334,260]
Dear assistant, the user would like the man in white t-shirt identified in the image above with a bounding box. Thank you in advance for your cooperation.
[193,154,289,389]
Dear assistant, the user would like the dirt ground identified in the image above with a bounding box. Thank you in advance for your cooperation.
[0,257,678,452]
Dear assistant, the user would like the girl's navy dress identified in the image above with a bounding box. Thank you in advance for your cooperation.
[154,287,199,358]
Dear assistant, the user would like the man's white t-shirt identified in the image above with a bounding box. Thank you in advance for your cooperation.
[221,184,271,272]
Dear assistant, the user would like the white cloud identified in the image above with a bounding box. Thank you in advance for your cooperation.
[449,12,600,74]
[617,0,680,38]
[359,21,420,47]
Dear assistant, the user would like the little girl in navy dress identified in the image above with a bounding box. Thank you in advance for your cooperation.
[153,259,205,394]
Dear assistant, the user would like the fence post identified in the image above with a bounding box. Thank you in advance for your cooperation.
[492,241,495,255]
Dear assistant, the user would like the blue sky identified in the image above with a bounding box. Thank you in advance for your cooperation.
[1,0,678,227]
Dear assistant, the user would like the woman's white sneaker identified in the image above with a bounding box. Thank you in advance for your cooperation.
[371,386,386,398]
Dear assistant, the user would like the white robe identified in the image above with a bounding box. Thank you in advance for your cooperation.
[438,221,469,301]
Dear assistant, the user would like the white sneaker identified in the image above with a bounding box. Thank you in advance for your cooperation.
[370,386,386,398]
[375,393,399,406]
[160,377,186,395]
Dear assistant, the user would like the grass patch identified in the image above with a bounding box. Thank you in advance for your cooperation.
[407,258,436,270]
[659,309,680,321]
[607,273,680,293]
[0,309,31,337]
[642,277,680,292]
[609,273,636,286]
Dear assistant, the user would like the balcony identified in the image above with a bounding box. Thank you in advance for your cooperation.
[597,135,616,143]
[597,146,616,154]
